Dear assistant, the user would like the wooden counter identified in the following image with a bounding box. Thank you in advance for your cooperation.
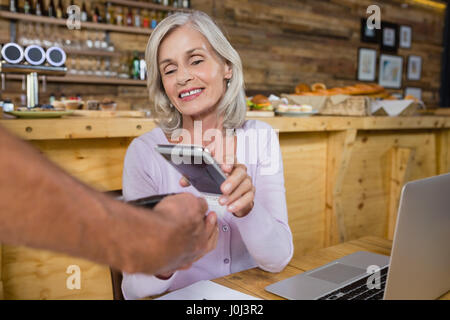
[1,115,449,299]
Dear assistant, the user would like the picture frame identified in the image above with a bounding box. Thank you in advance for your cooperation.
[407,55,422,81]
[380,22,399,53]
[405,87,422,100]
[360,18,380,43]
[379,54,403,89]
[357,48,377,81]
[399,25,412,49]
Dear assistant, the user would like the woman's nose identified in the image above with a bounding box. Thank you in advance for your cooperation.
[176,66,193,85]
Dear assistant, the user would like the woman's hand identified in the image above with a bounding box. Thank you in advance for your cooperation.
[179,162,255,218]
[179,135,255,218]
[218,162,255,218]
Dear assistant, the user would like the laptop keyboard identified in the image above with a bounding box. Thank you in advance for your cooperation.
[318,266,389,300]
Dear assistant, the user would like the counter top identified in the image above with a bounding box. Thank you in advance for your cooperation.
[1,116,450,140]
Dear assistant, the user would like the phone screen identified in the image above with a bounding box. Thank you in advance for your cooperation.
[156,145,226,195]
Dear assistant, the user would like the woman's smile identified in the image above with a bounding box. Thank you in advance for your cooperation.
[178,87,205,102]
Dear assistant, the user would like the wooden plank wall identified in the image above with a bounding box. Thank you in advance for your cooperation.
[0,0,446,108]
[206,0,446,107]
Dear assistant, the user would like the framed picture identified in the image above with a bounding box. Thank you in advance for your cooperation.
[407,55,422,80]
[380,22,399,52]
[357,48,377,81]
[405,87,422,100]
[379,54,403,89]
[361,18,380,43]
[399,25,412,49]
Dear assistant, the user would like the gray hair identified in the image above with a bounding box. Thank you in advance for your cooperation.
[145,10,246,134]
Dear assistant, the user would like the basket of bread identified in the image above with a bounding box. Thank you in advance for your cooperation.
[282,82,421,116]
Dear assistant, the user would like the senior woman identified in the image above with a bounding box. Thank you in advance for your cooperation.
[121,10,293,300]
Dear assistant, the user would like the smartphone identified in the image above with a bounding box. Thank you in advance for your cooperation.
[155,144,227,195]
[127,193,177,209]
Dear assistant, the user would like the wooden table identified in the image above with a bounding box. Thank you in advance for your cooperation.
[211,236,450,300]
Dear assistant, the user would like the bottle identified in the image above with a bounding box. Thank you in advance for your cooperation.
[48,0,56,17]
[35,0,44,16]
[23,0,31,14]
[172,0,178,8]
[49,93,56,105]
[142,10,149,28]
[115,7,123,26]
[56,0,64,19]
[126,7,133,26]
[134,9,141,27]
[81,1,88,22]
[105,1,113,24]
[150,10,157,29]
[183,0,190,8]
[130,51,140,80]
[9,0,16,12]
[93,6,101,23]
[139,54,146,81]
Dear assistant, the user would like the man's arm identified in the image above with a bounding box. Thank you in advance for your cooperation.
[0,125,217,274]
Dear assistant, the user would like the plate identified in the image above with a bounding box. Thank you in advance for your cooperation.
[6,110,74,119]
[246,110,275,117]
[275,110,318,117]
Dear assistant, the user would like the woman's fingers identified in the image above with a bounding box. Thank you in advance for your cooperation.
[227,190,255,217]
[220,164,248,195]
[179,176,191,187]
[219,176,252,206]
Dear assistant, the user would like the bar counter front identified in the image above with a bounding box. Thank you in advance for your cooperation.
[1,115,449,300]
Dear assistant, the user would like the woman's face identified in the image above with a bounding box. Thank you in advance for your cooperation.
[158,24,232,118]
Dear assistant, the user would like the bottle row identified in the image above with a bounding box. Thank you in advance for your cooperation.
[6,1,190,27]
[66,51,146,81]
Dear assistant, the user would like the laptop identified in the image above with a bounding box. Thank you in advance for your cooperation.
[265,173,450,300]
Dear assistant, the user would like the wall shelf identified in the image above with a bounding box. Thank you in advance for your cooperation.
[0,11,152,35]
[65,48,121,57]
[6,74,147,86]
[108,0,192,13]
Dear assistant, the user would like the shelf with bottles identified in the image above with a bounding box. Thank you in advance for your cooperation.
[0,10,152,35]
[4,48,147,86]
[5,73,147,86]
[2,0,191,35]
[16,23,120,58]
[65,51,146,81]
[107,0,192,12]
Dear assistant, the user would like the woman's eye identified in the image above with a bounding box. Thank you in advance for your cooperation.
[164,69,176,75]
[192,59,203,65]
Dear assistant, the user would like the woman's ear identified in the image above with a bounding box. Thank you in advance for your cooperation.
[224,61,233,81]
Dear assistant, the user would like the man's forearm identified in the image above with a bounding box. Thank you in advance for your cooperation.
[0,125,162,273]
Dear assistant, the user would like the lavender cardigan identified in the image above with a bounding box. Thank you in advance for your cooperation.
[121,119,293,299]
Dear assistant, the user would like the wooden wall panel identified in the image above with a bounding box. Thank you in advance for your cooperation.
[31,137,133,191]
[340,130,436,240]
[2,245,113,300]
[279,132,327,257]
[209,0,445,107]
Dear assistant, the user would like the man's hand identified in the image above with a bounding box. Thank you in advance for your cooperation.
[149,193,219,276]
